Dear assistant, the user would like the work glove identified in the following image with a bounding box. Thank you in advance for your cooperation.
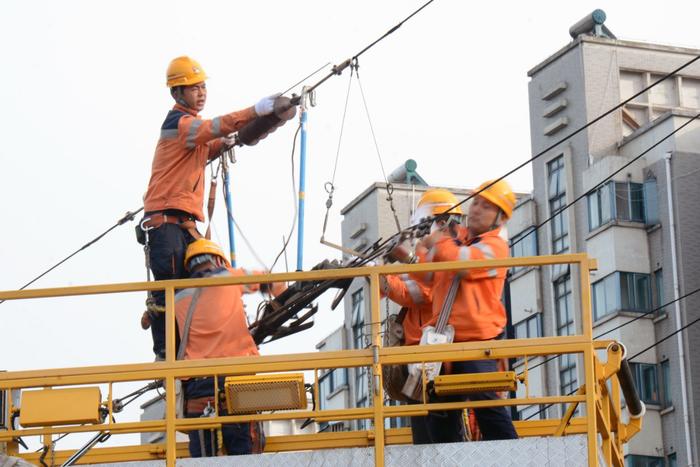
[222,133,236,147]
[254,93,281,116]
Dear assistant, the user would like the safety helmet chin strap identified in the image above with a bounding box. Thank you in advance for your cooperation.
[488,211,505,232]
[170,86,191,109]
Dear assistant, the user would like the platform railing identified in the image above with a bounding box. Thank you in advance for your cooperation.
[0,254,641,467]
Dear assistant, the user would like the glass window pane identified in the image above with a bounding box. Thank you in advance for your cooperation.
[588,193,599,230]
[644,178,659,225]
[620,273,631,310]
[634,274,650,311]
[630,183,645,221]
[601,183,613,223]
[615,182,630,220]
[515,321,526,339]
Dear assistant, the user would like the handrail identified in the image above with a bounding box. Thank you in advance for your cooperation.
[0,253,640,467]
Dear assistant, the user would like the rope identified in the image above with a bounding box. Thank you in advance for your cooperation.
[320,69,355,242]
[355,59,402,233]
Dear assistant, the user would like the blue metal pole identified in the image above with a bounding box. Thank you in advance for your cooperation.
[296,107,308,271]
[223,162,237,267]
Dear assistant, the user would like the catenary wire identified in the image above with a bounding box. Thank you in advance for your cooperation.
[524,315,700,421]
[517,286,700,376]
[0,208,142,304]
[511,112,700,248]
[439,54,700,218]
[2,2,439,296]
[270,123,303,272]
[282,62,332,95]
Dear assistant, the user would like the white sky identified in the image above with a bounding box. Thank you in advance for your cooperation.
[2,0,699,451]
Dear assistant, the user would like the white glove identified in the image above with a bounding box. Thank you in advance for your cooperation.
[222,133,236,147]
[254,93,281,116]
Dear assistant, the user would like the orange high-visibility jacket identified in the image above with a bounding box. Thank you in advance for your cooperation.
[417,227,509,342]
[144,104,257,221]
[175,267,273,360]
[384,274,432,346]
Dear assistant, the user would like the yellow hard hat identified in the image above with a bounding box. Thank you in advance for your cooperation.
[184,239,230,270]
[166,56,208,88]
[417,188,463,216]
[474,179,516,219]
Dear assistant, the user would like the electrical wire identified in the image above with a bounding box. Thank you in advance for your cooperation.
[628,315,700,362]
[510,112,700,248]
[282,62,332,95]
[517,286,700,377]
[440,54,700,217]
[524,313,700,421]
[0,208,142,304]
[270,123,303,272]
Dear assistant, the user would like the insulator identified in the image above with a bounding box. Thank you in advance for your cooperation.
[236,96,297,146]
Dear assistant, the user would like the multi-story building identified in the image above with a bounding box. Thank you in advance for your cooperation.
[508,12,700,466]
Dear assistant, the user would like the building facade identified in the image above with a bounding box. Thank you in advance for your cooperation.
[508,19,700,466]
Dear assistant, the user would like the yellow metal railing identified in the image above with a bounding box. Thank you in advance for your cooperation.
[0,254,641,467]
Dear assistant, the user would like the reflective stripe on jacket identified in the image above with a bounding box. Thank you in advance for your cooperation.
[418,227,509,342]
[383,274,432,346]
[144,104,257,221]
[175,267,260,360]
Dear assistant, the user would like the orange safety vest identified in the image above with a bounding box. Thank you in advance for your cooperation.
[144,104,257,221]
[175,267,264,360]
[383,274,432,346]
[418,227,509,342]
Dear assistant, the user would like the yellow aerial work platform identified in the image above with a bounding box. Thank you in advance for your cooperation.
[0,254,643,466]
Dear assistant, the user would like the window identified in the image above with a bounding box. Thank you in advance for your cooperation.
[643,177,659,225]
[351,289,366,350]
[630,363,659,404]
[548,156,568,254]
[653,269,664,314]
[592,272,651,321]
[554,275,577,411]
[555,277,574,336]
[517,404,542,421]
[624,454,664,467]
[514,314,542,340]
[351,289,370,427]
[620,70,700,136]
[660,359,672,408]
[667,452,677,467]
[510,228,538,273]
[319,368,348,407]
[587,181,646,231]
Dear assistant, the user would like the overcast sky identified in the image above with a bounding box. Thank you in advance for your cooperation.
[2,0,700,450]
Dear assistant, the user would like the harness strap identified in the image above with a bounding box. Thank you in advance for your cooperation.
[177,288,203,361]
[205,177,217,240]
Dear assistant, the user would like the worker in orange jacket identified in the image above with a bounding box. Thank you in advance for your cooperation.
[175,238,285,457]
[383,189,465,347]
[140,56,282,359]
[395,180,518,443]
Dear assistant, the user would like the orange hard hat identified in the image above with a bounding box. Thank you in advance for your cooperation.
[416,189,463,215]
[166,56,208,88]
[474,179,516,219]
[184,239,230,270]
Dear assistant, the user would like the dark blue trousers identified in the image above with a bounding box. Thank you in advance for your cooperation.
[146,222,195,359]
[183,378,253,457]
[411,359,518,444]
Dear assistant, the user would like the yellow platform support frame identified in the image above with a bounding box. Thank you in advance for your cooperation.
[0,254,641,466]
